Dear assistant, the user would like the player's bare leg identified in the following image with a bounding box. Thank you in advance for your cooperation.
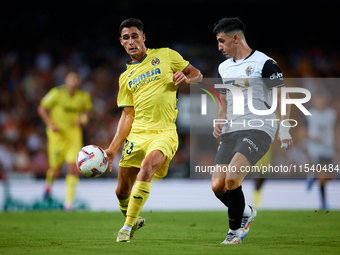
[64,163,80,211]
[253,177,266,208]
[44,167,60,201]
[117,150,166,242]
[213,153,256,244]
[227,153,256,241]
[137,150,167,182]
[116,166,143,241]
[318,177,333,209]
[219,153,247,244]
[225,152,249,189]
[212,175,227,195]
[116,166,139,217]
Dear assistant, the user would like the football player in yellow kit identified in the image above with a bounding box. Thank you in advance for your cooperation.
[38,71,92,211]
[105,18,202,242]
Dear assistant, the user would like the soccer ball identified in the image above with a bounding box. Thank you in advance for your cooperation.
[76,145,108,177]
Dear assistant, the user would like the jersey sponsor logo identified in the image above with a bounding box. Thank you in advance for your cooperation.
[245,65,254,76]
[64,106,80,113]
[243,138,259,152]
[128,68,161,92]
[151,58,160,66]
[269,72,283,80]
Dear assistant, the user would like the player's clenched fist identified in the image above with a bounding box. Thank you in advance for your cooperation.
[173,71,190,86]
[213,123,223,138]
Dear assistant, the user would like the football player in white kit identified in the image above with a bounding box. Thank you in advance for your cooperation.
[306,92,337,209]
[211,17,293,244]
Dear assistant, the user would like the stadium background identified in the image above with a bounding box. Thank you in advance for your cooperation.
[1,0,339,211]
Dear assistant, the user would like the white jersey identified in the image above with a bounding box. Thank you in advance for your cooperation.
[306,107,336,161]
[218,50,284,142]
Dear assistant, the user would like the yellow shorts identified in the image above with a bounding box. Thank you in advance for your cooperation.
[119,129,178,178]
[47,128,83,169]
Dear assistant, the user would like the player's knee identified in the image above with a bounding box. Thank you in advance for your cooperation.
[137,168,153,182]
[139,160,157,181]
[67,165,79,175]
[140,160,151,172]
[115,187,130,200]
[142,151,165,170]
[49,168,60,179]
[211,179,226,195]
[225,178,240,190]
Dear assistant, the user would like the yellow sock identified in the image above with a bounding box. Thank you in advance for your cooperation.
[253,190,262,208]
[118,197,130,217]
[125,181,151,227]
[65,174,79,205]
[44,168,56,196]
[45,168,55,186]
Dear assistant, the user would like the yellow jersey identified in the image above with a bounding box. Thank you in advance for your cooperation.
[117,48,189,131]
[40,85,92,132]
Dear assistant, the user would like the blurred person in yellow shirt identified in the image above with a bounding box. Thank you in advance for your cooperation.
[38,70,92,211]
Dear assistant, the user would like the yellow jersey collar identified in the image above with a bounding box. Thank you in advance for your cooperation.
[127,49,149,65]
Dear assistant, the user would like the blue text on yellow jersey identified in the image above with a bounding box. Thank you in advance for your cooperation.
[117,48,189,131]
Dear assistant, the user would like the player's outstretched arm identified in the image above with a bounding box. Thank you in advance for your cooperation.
[173,64,203,86]
[105,107,135,172]
[277,87,293,150]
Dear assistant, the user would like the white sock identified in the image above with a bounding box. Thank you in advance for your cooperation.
[229,228,240,236]
[243,205,252,217]
[121,225,132,232]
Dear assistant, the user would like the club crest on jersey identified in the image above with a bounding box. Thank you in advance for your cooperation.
[245,65,254,76]
[151,58,160,66]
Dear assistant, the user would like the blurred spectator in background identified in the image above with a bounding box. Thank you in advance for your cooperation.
[37,70,92,211]
[252,145,272,208]
[305,92,338,209]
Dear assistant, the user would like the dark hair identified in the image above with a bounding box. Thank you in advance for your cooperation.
[66,69,80,76]
[213,17,246,36]
[119,18,144,35]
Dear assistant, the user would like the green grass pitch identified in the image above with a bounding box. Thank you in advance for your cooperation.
[0,210,339,255]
